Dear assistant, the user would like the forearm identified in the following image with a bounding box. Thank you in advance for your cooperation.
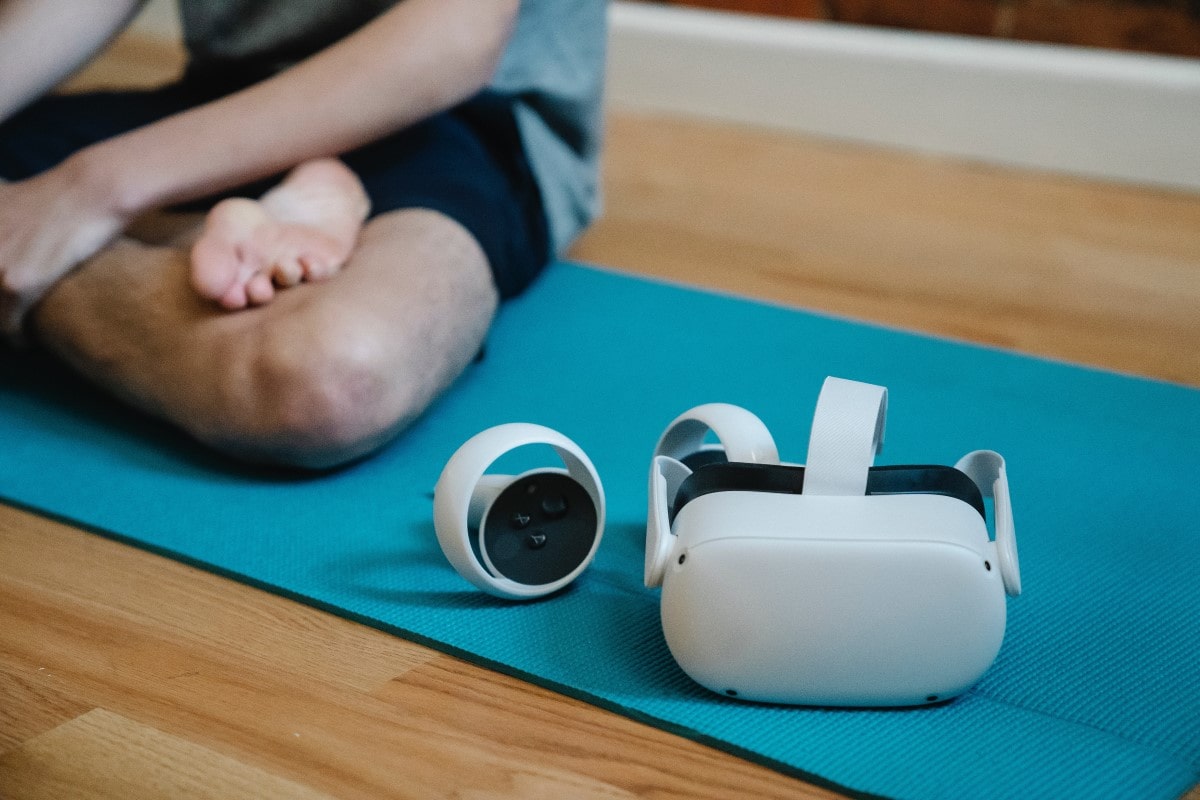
[0,0,146,123]
[76,0,520,217]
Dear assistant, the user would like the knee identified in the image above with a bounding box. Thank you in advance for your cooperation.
[268,334,395,468]
[193,211,498,469]
[212,323,410,469]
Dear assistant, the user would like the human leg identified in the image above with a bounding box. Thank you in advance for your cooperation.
[32,207,497,468]
[10,89,547,467]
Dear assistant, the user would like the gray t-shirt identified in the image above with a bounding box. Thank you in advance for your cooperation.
[178,0,607,254]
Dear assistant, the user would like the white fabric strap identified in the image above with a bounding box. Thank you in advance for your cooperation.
[653,403,779,465]
[955,449,1022,596]
[802,377,887,496]
[645,454,693,588]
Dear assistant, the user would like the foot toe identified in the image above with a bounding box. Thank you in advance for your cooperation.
[246,273,276,305]
[190,237,241,300]
[273,256,304,287]
[298,253,331,281]
[218,282,249,310]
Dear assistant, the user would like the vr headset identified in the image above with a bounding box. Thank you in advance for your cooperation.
[645,377,1021,707]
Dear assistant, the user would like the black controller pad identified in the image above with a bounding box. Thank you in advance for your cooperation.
[482,472,598,586]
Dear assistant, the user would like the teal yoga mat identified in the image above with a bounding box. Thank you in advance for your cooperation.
[2,263,1198,800]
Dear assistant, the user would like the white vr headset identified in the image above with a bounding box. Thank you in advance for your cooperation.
[434,377,1021,707]
[646,377,1021,706]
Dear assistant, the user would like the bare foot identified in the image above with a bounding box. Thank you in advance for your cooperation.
[190,158,370,309]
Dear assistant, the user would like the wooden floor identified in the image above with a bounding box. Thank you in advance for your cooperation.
[574,116,1200,389]
[3,34,1199,800]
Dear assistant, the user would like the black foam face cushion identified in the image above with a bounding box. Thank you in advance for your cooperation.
[671,462,986,523]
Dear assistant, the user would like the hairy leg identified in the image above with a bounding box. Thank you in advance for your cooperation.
[190,158,371,310]
[31,208,498,468]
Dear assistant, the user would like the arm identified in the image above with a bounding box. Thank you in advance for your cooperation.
[85,0,521,215]
[0,0,146,124]
[0,0,519,337]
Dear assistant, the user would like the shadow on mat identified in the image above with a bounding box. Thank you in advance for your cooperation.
[315,520,691,699]
[1,347,332,483]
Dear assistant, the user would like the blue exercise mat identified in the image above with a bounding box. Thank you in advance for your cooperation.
[2,263,1197,800]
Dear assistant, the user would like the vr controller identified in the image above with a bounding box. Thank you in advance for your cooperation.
[433,423,605,600]
[433,377,1021,707]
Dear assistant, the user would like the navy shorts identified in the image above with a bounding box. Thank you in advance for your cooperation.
[0,82,550,299]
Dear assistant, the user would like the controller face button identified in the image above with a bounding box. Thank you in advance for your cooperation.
[541,494,569,519]
[526,532,548,549]
[510,511,532,529]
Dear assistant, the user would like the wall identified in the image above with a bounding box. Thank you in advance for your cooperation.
[643,0,1200,57]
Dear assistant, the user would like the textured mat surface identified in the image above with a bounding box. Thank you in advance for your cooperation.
[2,263,1198,800]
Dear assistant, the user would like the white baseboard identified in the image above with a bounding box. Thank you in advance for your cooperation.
[607,1,1200,193]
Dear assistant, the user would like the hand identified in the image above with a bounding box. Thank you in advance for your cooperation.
[0,159,127,341]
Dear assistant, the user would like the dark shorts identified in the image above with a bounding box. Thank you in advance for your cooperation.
[0,82,550,299]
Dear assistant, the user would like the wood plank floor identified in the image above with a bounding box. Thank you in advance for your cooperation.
[3,33,1198,800]
[573,115,1200,388]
